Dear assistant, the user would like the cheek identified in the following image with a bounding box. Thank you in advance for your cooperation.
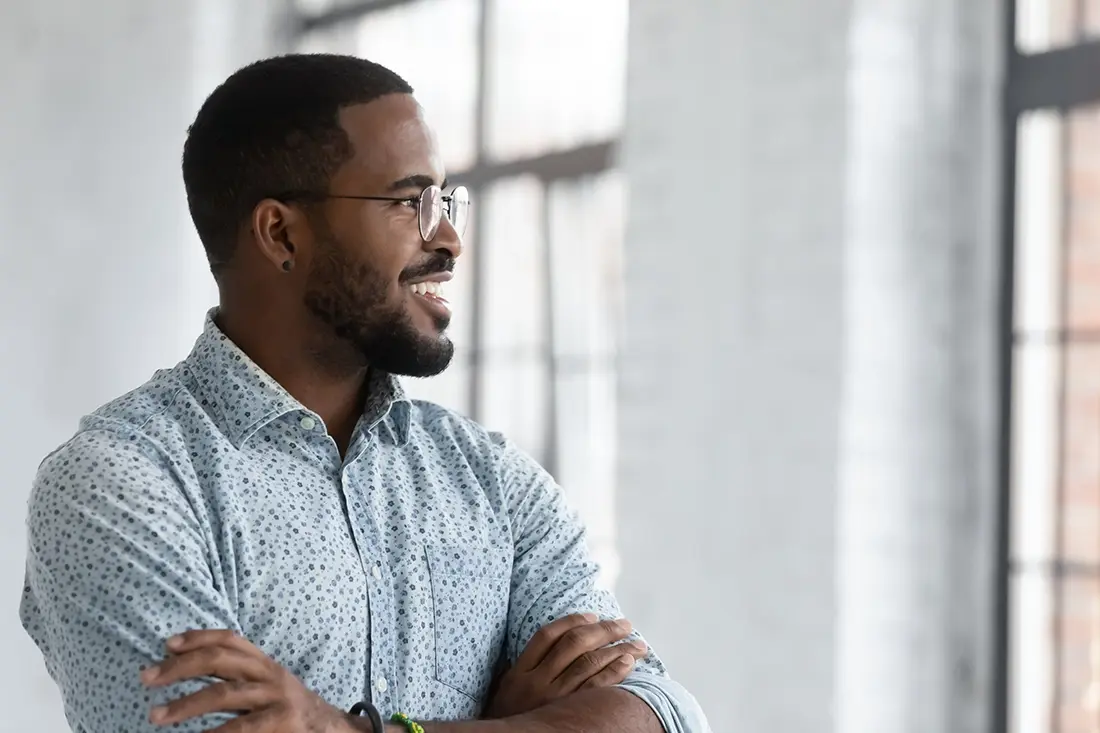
[356,212,422,273]
[336,227,409,288]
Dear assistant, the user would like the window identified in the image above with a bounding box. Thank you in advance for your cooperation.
[1002,6,1100,733]
[290,0,628,583]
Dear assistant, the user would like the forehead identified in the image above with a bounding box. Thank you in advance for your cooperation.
[333,95,444,188]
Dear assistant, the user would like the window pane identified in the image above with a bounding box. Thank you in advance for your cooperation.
[476,174,548,461]
[547,171,625,360]
[1060,344,1100,564]
[1010,571,1055,733]
[297,0,480,171]
[484,0,628,160]
[1067,106,1100,333]
[1012,343,1062,565]
[1016,110,1065,336]
[1057,576,1100,733]
[555,366,618,589]
[479,175,546,354]
[477,355,549,467]
[1017,0,1077,53]
[1081,0,1100,45]
[401,357,471,415]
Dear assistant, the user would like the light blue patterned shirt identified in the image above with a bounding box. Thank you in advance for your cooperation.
[20,312,708,732]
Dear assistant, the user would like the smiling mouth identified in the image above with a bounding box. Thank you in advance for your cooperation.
[407,279,451,315]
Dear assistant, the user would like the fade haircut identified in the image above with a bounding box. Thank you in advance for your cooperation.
[182,54,413,277]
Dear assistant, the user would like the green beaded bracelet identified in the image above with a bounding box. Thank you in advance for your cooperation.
[390,712,425,733]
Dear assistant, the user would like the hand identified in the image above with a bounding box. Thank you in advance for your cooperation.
[483,613,648,719]
[140,630,352,733]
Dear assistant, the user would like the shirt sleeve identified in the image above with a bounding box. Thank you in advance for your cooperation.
[493,434,712,733]
[19,425,242,733]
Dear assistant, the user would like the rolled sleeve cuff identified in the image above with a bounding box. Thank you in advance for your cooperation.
[618,673,712,733]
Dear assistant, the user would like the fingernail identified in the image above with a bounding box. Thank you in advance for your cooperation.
[618,654,636,666]
[616,619,633,632]
[140,666,160,684]
[150,706,167,723]
[166,635,183,650]
[583,613,598,623]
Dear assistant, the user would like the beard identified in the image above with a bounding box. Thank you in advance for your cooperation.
[302,231,454,378]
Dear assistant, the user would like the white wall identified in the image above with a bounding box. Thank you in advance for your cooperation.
[0,2,284,730]
[618,0,1003,731]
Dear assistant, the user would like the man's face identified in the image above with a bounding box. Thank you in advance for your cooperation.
[301,95,462,377]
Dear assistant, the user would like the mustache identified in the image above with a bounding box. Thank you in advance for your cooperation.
[400,255,455,283]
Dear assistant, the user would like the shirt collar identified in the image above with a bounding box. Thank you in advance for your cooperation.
[183,309,412,448]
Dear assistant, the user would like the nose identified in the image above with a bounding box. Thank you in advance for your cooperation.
[426,214,463,260]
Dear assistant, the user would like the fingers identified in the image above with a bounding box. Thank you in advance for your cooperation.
[580,654,638,691]
[142,646,272,687]
[207,707,281,733]
[555,639,649,694]
[514,613,599,672]
[149,680,272,726]
[539,618,635,680]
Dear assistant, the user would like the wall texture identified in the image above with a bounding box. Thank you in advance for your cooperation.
[0,2,285,730]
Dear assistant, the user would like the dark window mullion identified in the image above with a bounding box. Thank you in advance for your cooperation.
[993,3,1020,731]
[540,183,559,479]
[468,0,490,422]
[297,0,420,33]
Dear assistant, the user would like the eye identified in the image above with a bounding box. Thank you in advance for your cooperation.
[397,197,419,210]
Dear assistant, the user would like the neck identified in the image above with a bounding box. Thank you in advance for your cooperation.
[215,301,369,454]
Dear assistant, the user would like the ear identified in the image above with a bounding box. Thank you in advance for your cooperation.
[250,198,306,273]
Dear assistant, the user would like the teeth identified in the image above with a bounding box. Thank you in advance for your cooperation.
[410,281,444,297]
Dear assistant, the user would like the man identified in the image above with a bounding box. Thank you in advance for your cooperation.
[20,55,709,733]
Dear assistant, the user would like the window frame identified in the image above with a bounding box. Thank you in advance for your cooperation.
[996,2,1100,732]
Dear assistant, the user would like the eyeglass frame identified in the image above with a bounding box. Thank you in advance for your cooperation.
[269,184,470,243]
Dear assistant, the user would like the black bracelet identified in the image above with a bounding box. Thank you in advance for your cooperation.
[349,701,385,733]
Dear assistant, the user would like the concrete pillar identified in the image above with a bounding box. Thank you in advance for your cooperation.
[617,1,851,728]
[0,2,286,730]
[619,1,1003,732]
[836,2,1002,733]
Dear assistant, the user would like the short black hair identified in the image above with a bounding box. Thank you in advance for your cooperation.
[182,53,413,276]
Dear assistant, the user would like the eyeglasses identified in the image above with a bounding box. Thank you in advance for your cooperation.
[279,185,470,243]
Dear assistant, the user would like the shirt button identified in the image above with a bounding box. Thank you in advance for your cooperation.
[375,677,388,693]
[372,565,382,581]
[299,416,317,431]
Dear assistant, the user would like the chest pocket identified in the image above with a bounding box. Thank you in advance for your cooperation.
[426,543,510,700]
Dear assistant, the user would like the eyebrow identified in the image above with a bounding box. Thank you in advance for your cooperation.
[387,174,447,192]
